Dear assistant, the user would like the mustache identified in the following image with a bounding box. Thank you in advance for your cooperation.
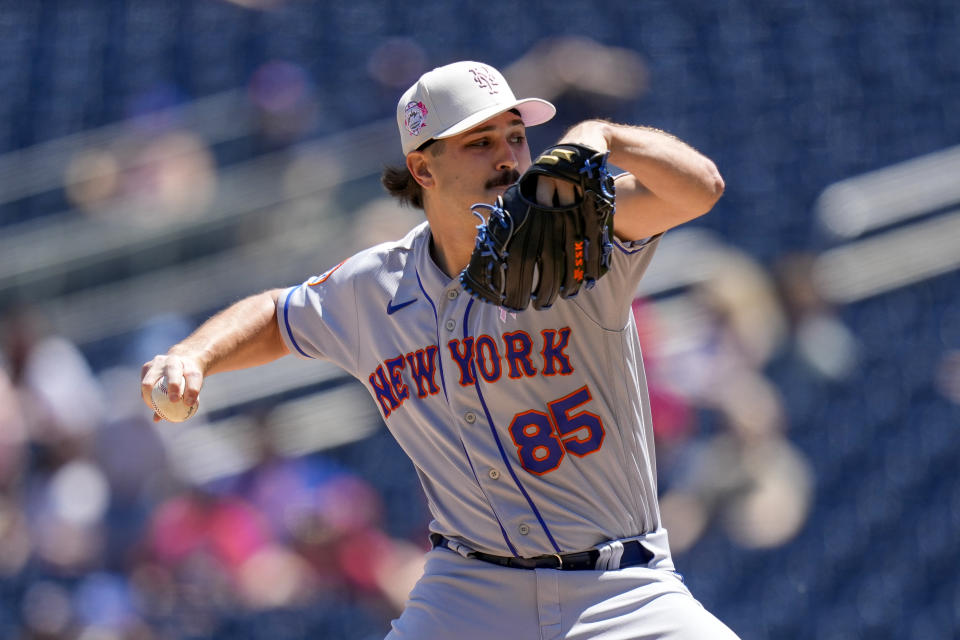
[485,170,520,190]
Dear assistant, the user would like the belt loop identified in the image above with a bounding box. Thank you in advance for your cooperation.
[432,535,479,560]
[595,540,624,570]
[608,540,625,570]
[595,543,612,571]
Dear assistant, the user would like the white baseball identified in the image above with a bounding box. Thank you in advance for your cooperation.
[151,377,199,422]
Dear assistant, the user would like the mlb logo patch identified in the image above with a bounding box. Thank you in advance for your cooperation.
[404,101,428,136]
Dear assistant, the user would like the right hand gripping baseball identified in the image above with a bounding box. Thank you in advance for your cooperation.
[140,353,204,422]
[460,143,616,312]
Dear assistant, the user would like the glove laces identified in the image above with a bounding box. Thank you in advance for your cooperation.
[469,202,513,302]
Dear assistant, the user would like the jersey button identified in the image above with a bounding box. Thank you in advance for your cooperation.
[447,290,459,300]
[464,412,477,424]
[518,524,530,536]
[488,469,500,480]
[445,319,456,331]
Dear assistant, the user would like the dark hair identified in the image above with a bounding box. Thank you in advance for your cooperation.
[380,139,445,210]
[381,165,425,209]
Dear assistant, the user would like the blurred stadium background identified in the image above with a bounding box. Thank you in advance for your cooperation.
[1,1,958,638]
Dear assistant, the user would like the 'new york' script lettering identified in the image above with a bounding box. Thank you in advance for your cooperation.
[367,327,575,418]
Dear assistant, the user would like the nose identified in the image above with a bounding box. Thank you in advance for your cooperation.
[495,139,518,172]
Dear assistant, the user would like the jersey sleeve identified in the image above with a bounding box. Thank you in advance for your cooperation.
[276,260,361,376]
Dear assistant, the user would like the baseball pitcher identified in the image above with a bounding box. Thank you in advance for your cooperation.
[141,61,739,639]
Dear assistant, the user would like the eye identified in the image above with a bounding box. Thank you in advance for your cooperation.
[510,133,526,144]
[468,138,489,147]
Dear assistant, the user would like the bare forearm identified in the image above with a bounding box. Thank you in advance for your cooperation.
[141,289,290,418]
[604,122,724,213]
[171,289,289,375]
[560,120,725,238]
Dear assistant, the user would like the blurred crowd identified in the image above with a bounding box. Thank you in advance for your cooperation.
[0,309,426,640]
[634,238,860,554]
[2,2,959,637]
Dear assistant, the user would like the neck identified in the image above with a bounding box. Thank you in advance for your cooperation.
[428,229,474,279]
[423,196,484,278]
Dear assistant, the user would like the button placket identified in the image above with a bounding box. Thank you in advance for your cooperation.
[438,283,523,548]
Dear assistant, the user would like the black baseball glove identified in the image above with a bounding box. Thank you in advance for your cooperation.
[460,143,616,311]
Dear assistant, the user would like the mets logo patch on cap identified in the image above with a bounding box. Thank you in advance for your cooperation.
[404,101,428,136]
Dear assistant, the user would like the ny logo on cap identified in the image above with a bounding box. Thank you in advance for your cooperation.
[469,66,500,95]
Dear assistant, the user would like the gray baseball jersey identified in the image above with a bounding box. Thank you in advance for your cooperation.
[277,220,674,566]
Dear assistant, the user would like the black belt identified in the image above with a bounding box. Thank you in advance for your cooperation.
[430,534,653,571]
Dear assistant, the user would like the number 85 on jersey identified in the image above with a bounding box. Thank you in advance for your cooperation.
[509,385,604,475]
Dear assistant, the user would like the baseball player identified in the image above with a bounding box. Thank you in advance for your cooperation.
[141,61,739,639]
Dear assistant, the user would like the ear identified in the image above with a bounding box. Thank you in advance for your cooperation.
[406,151,435,189]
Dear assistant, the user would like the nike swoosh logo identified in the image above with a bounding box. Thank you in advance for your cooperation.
[386,298,418,315]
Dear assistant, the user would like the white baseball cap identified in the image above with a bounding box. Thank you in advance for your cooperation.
[396,61,556,155]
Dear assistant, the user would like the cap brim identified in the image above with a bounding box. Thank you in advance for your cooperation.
[433,97,556,141]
